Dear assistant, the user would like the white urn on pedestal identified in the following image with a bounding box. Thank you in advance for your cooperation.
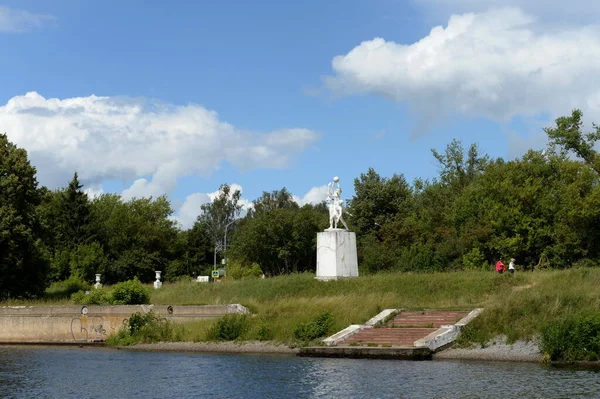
[315,176,359,281]
[154,271,162,289]
[94,274,102,289]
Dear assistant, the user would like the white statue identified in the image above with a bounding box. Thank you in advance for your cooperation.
[326,176,350,230]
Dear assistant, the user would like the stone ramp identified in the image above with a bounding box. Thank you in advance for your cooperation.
[299,309,482,360]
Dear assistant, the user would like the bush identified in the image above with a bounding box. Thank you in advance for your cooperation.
[47,276,91,299]
[294,311,334,342]
[541,313,600,361]
[226,261,263,280]
[462,248,488,270]
[107,311,180,346]
[71,288,112,305]
[111,278,150,305]
[207,314,249,341]
[256,322,273,341]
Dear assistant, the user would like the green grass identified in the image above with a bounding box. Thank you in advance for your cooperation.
[5,269,600,352]
[149,271,529,345]
[457,268,600,346]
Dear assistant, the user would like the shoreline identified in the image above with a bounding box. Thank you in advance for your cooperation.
[118,336,544,363]
[120,341,300,355]
[433,337,543,362]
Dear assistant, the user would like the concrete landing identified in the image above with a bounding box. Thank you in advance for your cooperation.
[298,345,432,360]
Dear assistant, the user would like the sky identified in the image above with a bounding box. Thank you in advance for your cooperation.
[2,0,600,228]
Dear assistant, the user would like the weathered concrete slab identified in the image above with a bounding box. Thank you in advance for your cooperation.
[298,346,432,360]
[364,308,400,327]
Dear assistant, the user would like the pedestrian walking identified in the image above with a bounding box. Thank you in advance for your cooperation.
[495,258,506,274]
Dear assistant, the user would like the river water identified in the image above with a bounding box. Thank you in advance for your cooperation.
[1,346,599,398]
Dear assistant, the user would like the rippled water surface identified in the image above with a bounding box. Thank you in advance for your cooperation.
[1,346,600,398]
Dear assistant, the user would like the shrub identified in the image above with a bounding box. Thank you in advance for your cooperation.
[71,288,112,305]
[107,311,179,346]
[207,314,249,341]
[47,276,91,299]
[462,248,488,270]
[294,311,334,342]
[111,278,150,305]
[256,322,273,341]
[541,313,600,361]
[226,261,263,280]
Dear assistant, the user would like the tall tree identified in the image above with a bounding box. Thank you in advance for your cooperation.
[249,188,298,216]
[56,172,94,249]
[545,109,600,175]
[196,184,243,267]
[230,204,326,275]
[431,139,489,188]
[0,133,49,298]
[348,168,411,236]
[90,194,177,283]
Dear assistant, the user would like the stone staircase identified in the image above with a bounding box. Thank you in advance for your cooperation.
[337,311,469,348]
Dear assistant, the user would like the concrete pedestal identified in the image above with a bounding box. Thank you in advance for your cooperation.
[316,229,359,281]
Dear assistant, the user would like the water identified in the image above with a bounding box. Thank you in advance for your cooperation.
[1,346,599,398]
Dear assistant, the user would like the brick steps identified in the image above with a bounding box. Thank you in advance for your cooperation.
[337,311,469,347]
[389,311,468,328]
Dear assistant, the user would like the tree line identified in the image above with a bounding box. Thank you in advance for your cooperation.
[2,110,600,298]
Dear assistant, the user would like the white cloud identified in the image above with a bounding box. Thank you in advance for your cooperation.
[325,7,600,136]
[1,92,319,195]
[84,186,104,200]
[411,0,600,24]
[293,185,328,206]
[0,6,55,33]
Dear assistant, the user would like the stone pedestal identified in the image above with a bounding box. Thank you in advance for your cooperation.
[316,229,359,281]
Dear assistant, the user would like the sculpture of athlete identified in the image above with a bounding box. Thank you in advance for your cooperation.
[326,176,350,230]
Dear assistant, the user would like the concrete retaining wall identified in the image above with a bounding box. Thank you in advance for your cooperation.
[0,304,249,343]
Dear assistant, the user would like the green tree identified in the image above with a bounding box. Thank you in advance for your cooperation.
[55,172,95,249]
[0,133,49,298]
[91,194,177,283]
[348,168,412,236]
[196,184,243,267]
[231,205,326,275]
[545,109,600,175]
[249,188,298,216]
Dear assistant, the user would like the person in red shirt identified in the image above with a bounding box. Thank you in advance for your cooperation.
[495,258,506,274]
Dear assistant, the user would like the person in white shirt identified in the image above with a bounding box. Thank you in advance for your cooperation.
[509,258,516,273]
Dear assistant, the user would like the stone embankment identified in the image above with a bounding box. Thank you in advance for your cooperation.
[0,304,249,344]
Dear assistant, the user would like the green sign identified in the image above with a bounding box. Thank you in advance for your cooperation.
[212,270,219,278]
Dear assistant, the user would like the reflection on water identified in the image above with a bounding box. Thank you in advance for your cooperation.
[1,346,599,398]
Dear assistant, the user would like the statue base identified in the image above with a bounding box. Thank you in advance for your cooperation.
[316,229,359,281]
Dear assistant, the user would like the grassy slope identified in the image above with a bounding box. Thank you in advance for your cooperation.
[150,270,534,344]
[4,269,600,346]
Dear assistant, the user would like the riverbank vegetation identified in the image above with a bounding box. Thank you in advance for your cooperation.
[96,268,600,359]
[4,111,600,358]
[156,270,599,350]
[4,110,600,300]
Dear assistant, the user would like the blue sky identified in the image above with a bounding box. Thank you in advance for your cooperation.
[2,0,599,227]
